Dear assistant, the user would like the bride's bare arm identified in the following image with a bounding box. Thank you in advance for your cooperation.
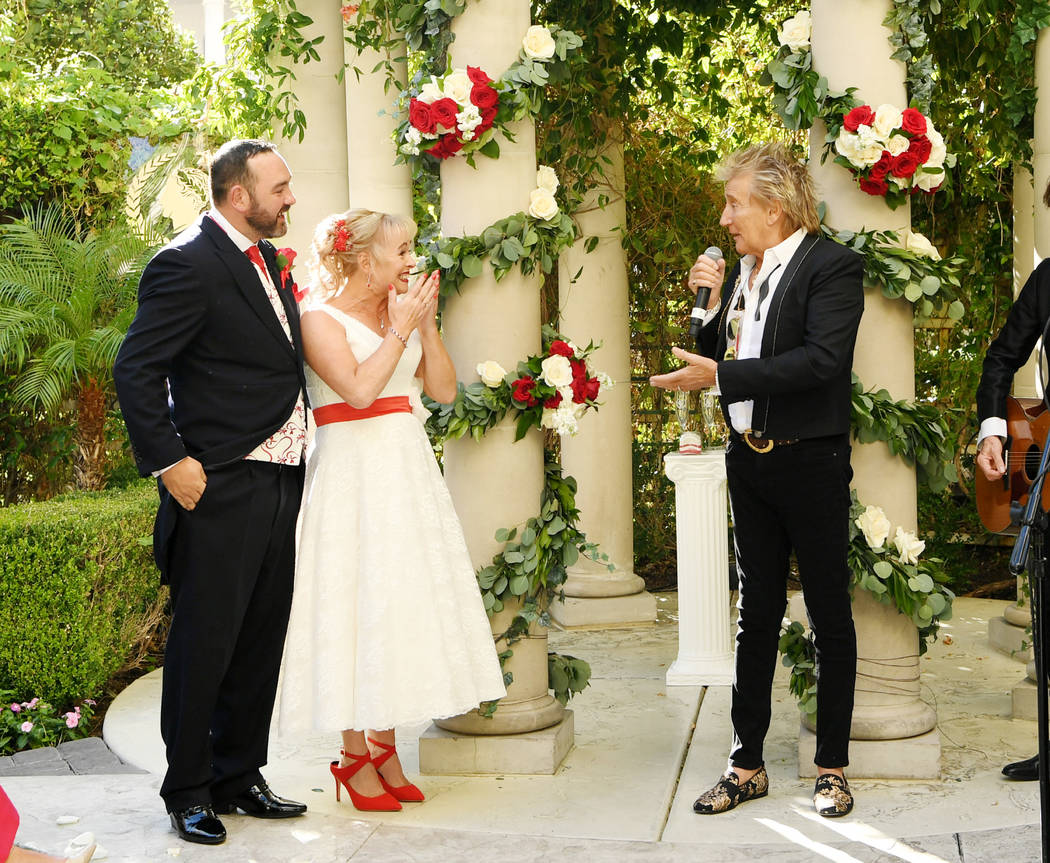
[301,310,405,408]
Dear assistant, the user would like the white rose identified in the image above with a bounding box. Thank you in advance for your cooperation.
[476,360,507,388]
[893,526,926,565]
[872,104,903,139]
[905,230,941,261]
[457,104,483,135]
[418,78,443,104]
[522,25,556,60]
[536,165,559,193]
[835,130,882,169]
[855,505,891,550]
[913,167,944,192]
[442,69,473,106]
[540,354,573,388]
[528,187,560,221]
[777,10,812,52]
[925,127,947,169]
[885,134,910,157]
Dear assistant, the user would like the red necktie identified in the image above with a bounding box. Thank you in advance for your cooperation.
[245,244,265,270]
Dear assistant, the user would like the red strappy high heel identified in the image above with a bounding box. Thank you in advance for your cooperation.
[367,736,426,803]
[330,749,402,811]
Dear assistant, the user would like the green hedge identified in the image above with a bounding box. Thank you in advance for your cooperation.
[0,481,163,704]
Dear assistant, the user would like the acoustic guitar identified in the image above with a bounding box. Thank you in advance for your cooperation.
[976,396,1050,533]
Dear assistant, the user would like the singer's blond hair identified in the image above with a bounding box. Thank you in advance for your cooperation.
[715,143,820,235]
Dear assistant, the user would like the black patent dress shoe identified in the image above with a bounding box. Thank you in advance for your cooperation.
[169,805,226,844]
[214,782,307,818]
[1002,754,1040,781]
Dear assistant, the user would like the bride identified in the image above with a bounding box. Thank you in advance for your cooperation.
[278,209,506,811]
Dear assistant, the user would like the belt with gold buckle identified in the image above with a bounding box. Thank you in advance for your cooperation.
[742,430,798,453]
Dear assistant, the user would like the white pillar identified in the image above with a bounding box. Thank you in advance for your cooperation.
[551,136,656,628]
[426,1,566,752]
[344,28,412,216]
[663,452,734,686]
[277,2,349,256]
[808,0,938,771]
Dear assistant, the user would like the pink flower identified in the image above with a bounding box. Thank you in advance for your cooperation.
[64,712,79,729]
[10,703,19,713]
[26,698,38,709]
[20,721,33,733]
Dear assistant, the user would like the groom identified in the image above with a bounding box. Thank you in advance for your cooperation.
[114,139,309,844]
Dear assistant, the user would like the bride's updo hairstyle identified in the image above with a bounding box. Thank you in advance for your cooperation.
[308,208,417,301]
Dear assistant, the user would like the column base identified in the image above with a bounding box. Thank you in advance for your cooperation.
[665,654,734,687]
[798,722,941,779]
[418,711,574,775]
[1012,675,1042,720]
[549,591,657,629]
[989,615,1032,662]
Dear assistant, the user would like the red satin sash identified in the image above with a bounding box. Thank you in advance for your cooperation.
[312,396,412,426]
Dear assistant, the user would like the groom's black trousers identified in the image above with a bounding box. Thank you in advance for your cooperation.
[158,459,303,812]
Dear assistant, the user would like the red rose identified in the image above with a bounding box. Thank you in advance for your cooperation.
[549,340,574,358]
[868,151,892,180]
[512,377,538,406]
[907,134,932,163]
[470,82,499,111]
[859,176,888,197]
[891,151,921,178]
[900,107,927,135]
[570,378,587,403]
[584,376,600,400]
[843,105,875,132]
[544,391,562,409]
[467,65,492,85]
[570,358,587,382]
[430,97,459,132]
[480,105,498,129]
[427,135,463,160]
[276,247,297,291]
[409,98,436,134]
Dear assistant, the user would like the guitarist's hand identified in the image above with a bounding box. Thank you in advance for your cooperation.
[977,436,1006,481]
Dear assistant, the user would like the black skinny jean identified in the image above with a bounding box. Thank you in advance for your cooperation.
[725,432,857,770]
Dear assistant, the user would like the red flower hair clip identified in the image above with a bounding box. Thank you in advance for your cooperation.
[333,219,350,252]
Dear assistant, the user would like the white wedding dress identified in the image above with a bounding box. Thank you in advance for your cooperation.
[278,304,506,733]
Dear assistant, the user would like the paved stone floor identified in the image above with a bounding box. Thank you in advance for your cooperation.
[1,594,1046,861]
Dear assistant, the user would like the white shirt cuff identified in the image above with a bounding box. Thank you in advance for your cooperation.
[153,459,184,477]
[977,417,1007,446]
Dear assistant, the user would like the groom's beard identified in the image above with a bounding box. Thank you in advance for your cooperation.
[245,196,290,239]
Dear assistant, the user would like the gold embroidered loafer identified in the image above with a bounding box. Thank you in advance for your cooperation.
[693,766,769,814]
[813,773,854,817]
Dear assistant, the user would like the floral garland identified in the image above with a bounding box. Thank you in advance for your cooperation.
[396,24,584,166]
[780,492,955,716]
[763,10,956,207]
[421,167,578,300]
[424,325,610,443]
[822,224,964,318]
[850,375,958,493]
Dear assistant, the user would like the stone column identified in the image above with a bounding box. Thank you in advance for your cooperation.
[551,136,657,628]
[277,2,350,256]
[201,0,226,64]
[343,17,412,216]
[806,0,938,777]
[663,452,734,685]
[420,1,569,769]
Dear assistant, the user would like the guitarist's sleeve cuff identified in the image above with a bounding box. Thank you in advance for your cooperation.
[978,416,1007,445]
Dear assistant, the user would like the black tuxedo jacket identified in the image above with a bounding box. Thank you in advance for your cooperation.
[114,214,307,475]
[976,258,1050,425]
[695,234,864,440]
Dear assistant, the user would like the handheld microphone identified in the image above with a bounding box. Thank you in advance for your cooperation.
[688,246,724,340]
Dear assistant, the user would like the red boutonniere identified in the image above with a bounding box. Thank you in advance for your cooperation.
[275,248,307,302]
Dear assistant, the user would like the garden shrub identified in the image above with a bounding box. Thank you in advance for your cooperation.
[0,481,163,705]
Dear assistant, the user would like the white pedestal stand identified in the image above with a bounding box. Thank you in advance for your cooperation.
[663,450,734,686]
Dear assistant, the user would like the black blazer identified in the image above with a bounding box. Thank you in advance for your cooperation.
[114,214,307,475]
[695,234,864,440]
[976,258,1050,425]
